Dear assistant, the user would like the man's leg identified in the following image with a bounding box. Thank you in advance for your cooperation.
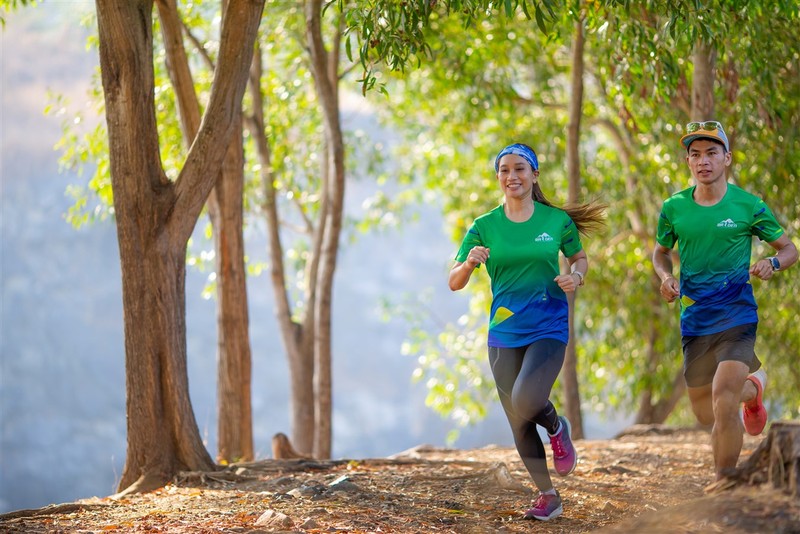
[741,368,768,435]
[741,377,757,404]
[687,383,714,426]
[709,360,750,479]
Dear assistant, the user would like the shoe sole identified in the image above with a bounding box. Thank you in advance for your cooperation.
[524,504,563,521]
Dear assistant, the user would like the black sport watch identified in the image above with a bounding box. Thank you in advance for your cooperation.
[769,256,781,271]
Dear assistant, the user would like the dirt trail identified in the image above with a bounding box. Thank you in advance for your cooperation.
[1,426,797,533]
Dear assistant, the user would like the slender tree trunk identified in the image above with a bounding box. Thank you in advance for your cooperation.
[691,40,716,120]
[628,37,717,425]
[156,0,254,463]
[246,48,317,455]
[634,321,686,423]
[306,0,345,459]
[595,117,683,424]
[209,114,254,463]
[563,16,585,439]
[96,0,263,494]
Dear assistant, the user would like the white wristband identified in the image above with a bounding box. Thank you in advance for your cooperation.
[572,271,585,286]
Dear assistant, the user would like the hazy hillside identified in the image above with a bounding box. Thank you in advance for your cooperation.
[0,3,484,513]
[0,3,631,514]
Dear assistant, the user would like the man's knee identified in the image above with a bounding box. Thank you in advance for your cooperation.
[692,406,714,426]
[711,388,741,422]
[712,369,747,415]
[688,385,714,425]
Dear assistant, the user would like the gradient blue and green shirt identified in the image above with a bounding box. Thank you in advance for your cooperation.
[455,202,583,348]
[656,183,784,337]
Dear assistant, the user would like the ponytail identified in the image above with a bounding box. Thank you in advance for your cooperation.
[531,183,606,236]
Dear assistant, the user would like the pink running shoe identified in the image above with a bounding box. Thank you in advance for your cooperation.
[523,491,562,521]
[743,368,767,436]
[549,416,577,476]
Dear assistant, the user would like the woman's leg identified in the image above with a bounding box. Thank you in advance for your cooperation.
[514,339,566,434]
[489,340,566,491]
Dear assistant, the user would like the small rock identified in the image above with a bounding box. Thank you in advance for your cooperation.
[300,517,319,529]
[601,501,619,513]
[328,475,359,492]
[254,509,294,529]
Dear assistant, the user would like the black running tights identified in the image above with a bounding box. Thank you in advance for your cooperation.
[488,339,566,492]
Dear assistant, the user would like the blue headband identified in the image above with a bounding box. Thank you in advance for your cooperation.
[494,143,539,172]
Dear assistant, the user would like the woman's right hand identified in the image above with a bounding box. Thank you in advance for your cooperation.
[466,246,490,268]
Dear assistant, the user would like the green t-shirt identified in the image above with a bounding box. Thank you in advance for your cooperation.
[656,183,784,336]
[455,202,583,347]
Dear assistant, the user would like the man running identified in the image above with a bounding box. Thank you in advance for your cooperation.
[652,120,798,480]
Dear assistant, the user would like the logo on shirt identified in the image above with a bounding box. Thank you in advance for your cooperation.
[716,218,738,228]
[535,232,554,242]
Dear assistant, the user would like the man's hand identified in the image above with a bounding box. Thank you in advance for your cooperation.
[749,259,775,281]
[660,275,680,303]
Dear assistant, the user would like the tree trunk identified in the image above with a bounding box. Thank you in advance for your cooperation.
[691,40,716,120]
[95,0,263,494]
[563,16,585,439]
[156,0,254,463]
[306,0,345,459]
[634,318,685,423]
[246,48,317,455]
[594,118,683,424]
[209,115,254,463]
[708,420,800,496]
[627,38,716,427]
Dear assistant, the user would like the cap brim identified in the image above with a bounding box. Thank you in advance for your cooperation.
[680,132,728,151]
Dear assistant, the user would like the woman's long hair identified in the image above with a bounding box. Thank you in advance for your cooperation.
[531,183,606,237]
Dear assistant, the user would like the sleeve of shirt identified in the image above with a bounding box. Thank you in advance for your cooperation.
[751,198,785,242]
[454,221,484,264]
[656,204,677,248]
[560,215,583,257]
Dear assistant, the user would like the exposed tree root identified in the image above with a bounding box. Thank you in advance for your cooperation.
[272,432,313,460]
[706,420,800,496]
[111,471,170,500]
[0,503,110,521]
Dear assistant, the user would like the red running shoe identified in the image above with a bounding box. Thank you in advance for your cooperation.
[743,368,767,436]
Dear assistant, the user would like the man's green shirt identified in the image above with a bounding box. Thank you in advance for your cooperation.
[656,183,784,336]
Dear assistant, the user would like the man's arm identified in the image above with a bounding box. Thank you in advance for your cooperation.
[653,243,680,303]
[750,234,799,280]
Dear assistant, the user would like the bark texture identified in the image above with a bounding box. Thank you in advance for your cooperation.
[691,40,716,120]
[306,0,346,460]
[95,0,263,493]
[246,47,317,456]
[709,420,800,498]
[564,17,585,439]
[156,0,254,463]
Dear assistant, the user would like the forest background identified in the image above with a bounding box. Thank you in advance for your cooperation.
[1,0,798,515]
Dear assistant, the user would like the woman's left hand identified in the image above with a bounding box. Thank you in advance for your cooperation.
[554,273,581,293]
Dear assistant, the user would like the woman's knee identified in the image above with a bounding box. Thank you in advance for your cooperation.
[511,389,548,421]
